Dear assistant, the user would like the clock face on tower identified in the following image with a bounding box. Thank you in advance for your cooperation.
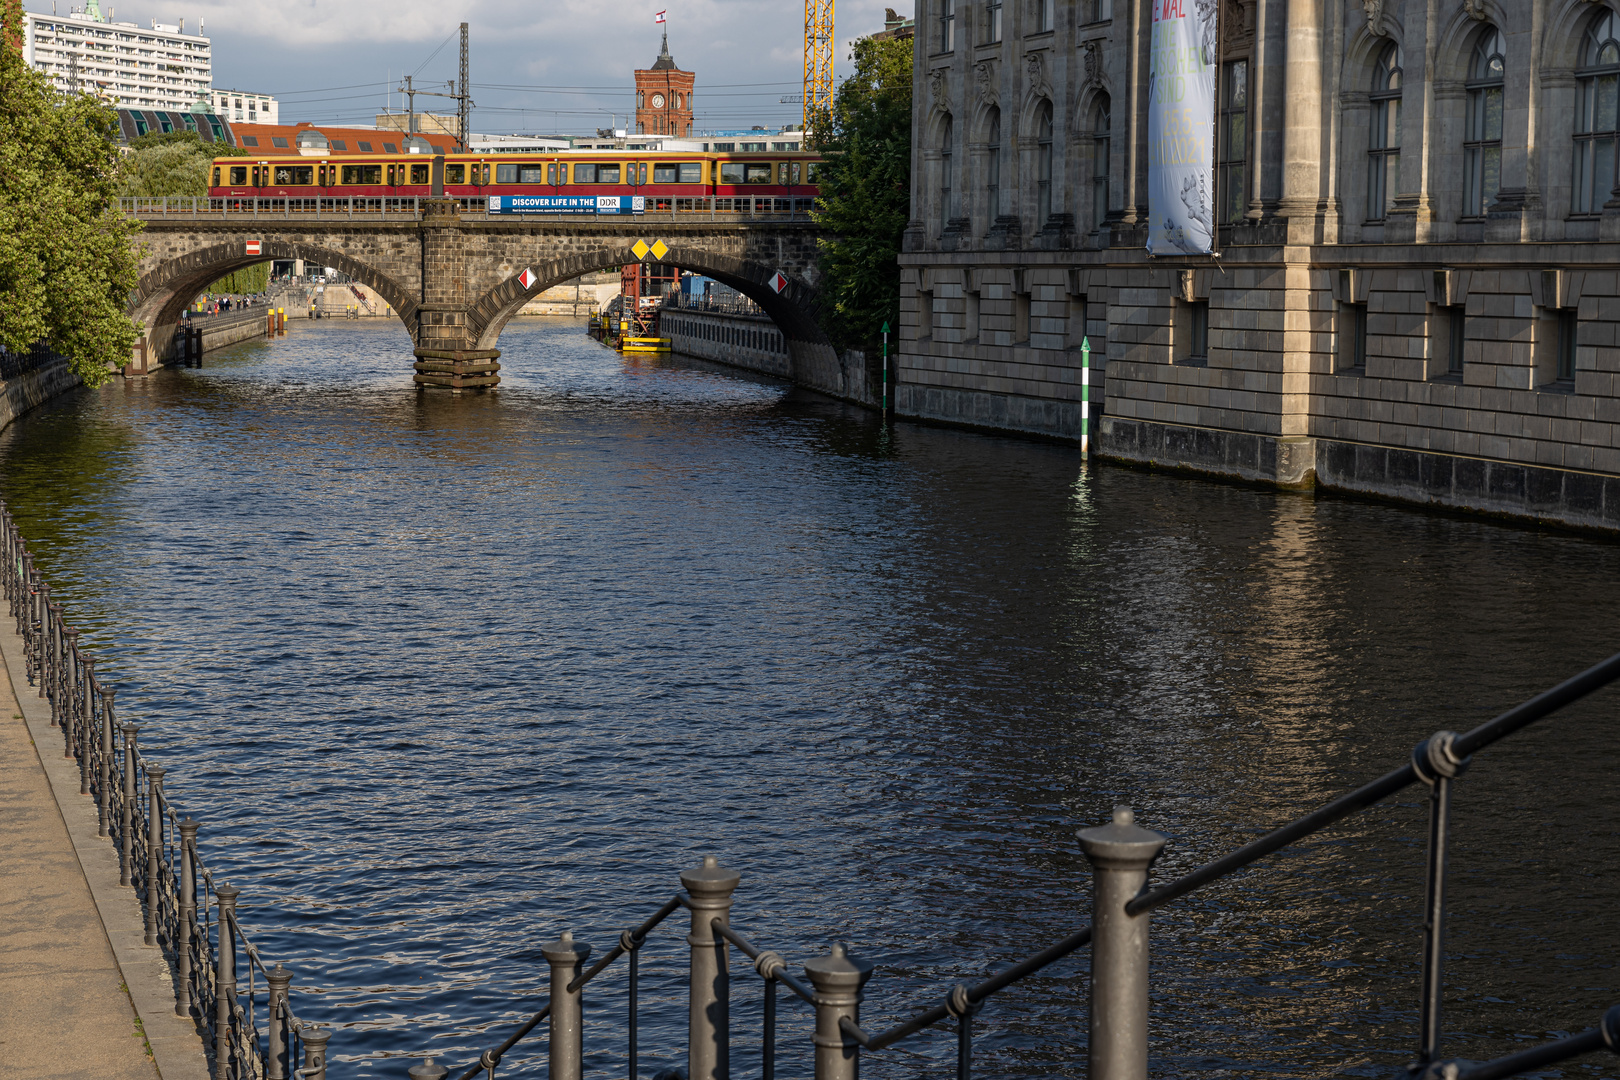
[651,93,665,109]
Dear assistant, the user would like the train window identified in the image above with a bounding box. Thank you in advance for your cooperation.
[383,142,398,153]
[446,164,465,183]
[228,166,248,185]
[518,164,545,183]
[678,162,702,183]
[574,163,592,183]
[639,163,649,184]
[358,141,373,152]
[778,163,790,185]
[719,162,746,184]
[212,167,221,186]
[745,163,772,183]
[410,163,430,184]
[274,165,314,185]
[806,162,819,183]
[791,162,802,184]
[342,164,382,184]
[653,163,678,183]
[387,164,397,185]
[547,163,557,184]
[251,166,262,186]
[271,137,289,148]
[496,163,518,184]
[599,164,621,183]
[318,166,328,185]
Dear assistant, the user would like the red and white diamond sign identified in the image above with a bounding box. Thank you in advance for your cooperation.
[518,268,539,290]
[245,239,262,256]
[769,270,789,294]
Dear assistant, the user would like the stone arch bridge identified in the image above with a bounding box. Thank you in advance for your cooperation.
[128,200,851,392]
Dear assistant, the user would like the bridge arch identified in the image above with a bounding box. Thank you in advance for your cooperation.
[465,244,827,354]
[129,240,418,363]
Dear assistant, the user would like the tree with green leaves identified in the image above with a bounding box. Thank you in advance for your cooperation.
[809,34,913,352]
[1,0,141,387]
[118,129,245,197]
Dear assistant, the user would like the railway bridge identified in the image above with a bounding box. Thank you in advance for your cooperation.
[125,198,835,390]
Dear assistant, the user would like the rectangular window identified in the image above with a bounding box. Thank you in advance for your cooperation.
[518,164,546,183]
[1218,60,1248,224]
[573,163,594,183]
[712,142,735,152]
[778,162,791,185]
[1085,0,1112,22]
[271,136,288,148]
[409,163,430,184]
[340,164,381,185]
[654,163,679,183]
[330,139,346,151]
[1036,0,1054,31]
[678,162,703,183]
[498,163,520,184]
[1340,302,1368,370]
[745,163,772,183]
[446,164,465,184]
[273,165,314,185]
[940,0,955,51]
[212,167,220,186]
[720,162,747,184]
[598,163,621,183]
[1573,71,1618,214]
[806,162,820,184]
[358,140,373,152]
[240,135,257,146]
[228,165,248,185]
[741,142,767,152]
[383,142,398,154]
[1558,307,1578,381]
[986,0,1002,42]
[1448,306,1466,374]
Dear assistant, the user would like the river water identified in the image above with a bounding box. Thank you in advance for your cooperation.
[3,319,1617,1080]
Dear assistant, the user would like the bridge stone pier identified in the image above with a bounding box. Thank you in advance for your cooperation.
[129,200,837,392]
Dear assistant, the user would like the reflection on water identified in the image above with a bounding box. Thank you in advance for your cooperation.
[2,319,1617,1080]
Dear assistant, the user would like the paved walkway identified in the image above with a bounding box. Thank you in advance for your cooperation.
[0,619,207,1080]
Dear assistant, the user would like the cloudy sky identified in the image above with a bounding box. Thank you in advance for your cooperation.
[94,0,903,135]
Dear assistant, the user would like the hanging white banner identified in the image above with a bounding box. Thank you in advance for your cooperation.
[1147,0,1217,256]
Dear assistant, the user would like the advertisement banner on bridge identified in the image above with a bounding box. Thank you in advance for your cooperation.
[1146,0,1217,256]
[488,195,646,215]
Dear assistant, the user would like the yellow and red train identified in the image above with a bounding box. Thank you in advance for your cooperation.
[207,148,822,206]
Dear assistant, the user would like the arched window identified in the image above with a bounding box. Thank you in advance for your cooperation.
[1368,43,1402,221]
[941,113,954,226]
[1036,100,1053,225]
[986,108,1002,222]
[1464,28,1504,217]
[1575,11,1620,214]
[1092,94,1111,229]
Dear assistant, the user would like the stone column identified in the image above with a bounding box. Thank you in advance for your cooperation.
[1279,0,1323,243]
[1485,6,1543,242]
[1386,0,1439,242]
[413,199,501,390]
[1247,0,1288,220]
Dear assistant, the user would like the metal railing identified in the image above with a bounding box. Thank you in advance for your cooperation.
[8,492,1620,1080]
[119,197,816,224]
[0,341,68,381]
[434,660,1620,1080]
[665,291,770,319]
[2,501,332,1080]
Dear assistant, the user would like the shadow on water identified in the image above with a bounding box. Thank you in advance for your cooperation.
[1,317,1617,1079]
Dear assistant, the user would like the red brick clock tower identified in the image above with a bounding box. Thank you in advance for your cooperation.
[634,29,695,137]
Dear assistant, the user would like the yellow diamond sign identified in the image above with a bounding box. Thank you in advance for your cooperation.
[650,239,669,261]
[631,239,651,260]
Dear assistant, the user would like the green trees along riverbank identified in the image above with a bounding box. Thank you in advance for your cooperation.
[1,0,140,387]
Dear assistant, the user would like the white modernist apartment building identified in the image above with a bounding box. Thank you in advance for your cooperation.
[209,89,278,125]
[21,7,211,112]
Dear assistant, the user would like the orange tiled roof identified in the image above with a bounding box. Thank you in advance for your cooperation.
[227,122,452,156]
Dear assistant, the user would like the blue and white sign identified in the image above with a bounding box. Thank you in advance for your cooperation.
[487,195,646,215]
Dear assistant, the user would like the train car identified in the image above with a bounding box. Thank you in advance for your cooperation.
[206,148,822,209]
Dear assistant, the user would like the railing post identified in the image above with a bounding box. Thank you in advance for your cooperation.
[78,656,96,776]
[682,855,740,1080]
[120,724,139,886]
[1078,806,1167,1080]
[79,662,95,795]
[214,884,240,1080]
[266,964,292,1080]
[98,688,116,836]
[43,597,59,725]
[145,763,166,945]
[409,1059,449,1080]
[62,628,80,753]
[300,1027,330,1080]
[803,944,873,1080]
[1413,731,1470,1067]
[177,818,198,1017]
[543,931,591,1080]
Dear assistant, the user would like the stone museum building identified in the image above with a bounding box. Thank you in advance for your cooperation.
[897,0,1620,530]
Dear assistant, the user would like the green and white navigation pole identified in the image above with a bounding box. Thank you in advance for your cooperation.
[1081,336,1091,456]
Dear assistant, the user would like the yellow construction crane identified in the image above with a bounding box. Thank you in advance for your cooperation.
[803,0,834,129]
